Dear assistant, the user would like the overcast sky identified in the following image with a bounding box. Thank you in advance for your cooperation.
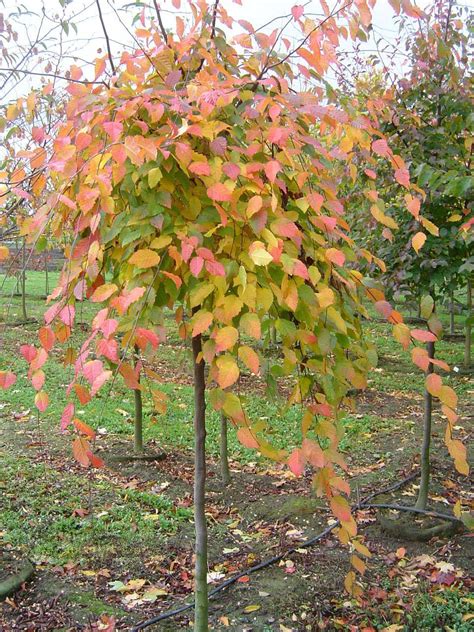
[0,0,432,99]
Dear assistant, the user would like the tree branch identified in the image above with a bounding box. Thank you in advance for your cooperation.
[153,0,169,44]
[95,0,116,74]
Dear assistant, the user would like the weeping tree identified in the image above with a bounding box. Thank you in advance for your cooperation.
[4,0,469,627]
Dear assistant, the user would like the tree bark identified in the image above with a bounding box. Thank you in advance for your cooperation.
[220,413,231,486]
[192,334,208,631]
[21,240,27,321]
[449,289,455,335]
[464,278,472,369]
[415,339,435,511]
[44,251,49,296]
[133,345,143,453]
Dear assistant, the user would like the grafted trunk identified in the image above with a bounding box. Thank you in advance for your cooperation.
[415,339,435,511]
[192,334,208,631]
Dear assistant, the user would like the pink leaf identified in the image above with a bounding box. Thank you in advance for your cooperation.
[205,260,225,276]
[190,256,204,276]
[59,305,75,327]
[288,448,305,476]
[0,371,16,390]
[61,403,75,431]
[291,5,304,20]
[372,139,390,157]
[411,329,437,342]
[20,344,37,363]
[264,160,281,183]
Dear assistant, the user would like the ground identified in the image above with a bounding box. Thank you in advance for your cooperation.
[0,272,473,631]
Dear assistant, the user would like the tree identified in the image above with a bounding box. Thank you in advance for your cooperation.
[2,0,469,626]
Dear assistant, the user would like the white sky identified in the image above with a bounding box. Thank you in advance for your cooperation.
[0,0,433,99]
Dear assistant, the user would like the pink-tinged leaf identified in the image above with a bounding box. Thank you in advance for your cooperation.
[207,182,232,202]
[30,348,48,371]
[0,371,16,390]
[44,302,62,324]
[101,318,118,338]
[395,168,410,188]
[372,139,390,157]
[35,390,49,412]
[312,403,333,417]
[364,169,376,179]
[412,347,430,371]
[20,344,37,363]
[292,260,309,280]
[238,345,260,374]
[247,195,263,217]
[31,370,45,391]
[189,161,211,176]
[39,326,55,351]
[406,195,420,218]
[264,160,281,183]
[210,136,227,155]
[411,329,437,342]
[288,448,305,476]
[237,427,259,449]
[291,5,304,20]
[110,286,146,314]
[222,162,241,180]
[307,192,324,212]
[215,326,239,353]
[375,300,393,319]
[59,305,75,327]
[325,248,345,266]
[205,260,225,276]
[61,402,75,431]
[190,256,204,276]
[72,436,91,467]
[192,311,213,337]
[97,338,119,362]
[83,359,105,386]
[103,121,123,142]
[91,370,112,397]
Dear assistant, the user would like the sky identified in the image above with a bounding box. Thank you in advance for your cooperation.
[0,0,434,99]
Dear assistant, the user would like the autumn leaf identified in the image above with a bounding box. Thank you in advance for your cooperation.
[412,231,426,253]
[236,427,259,449]
[129,249,160,268]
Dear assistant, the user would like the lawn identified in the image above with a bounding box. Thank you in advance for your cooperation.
[1,270,472,631]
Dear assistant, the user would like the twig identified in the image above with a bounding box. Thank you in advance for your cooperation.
[153,0,169,43]
[95,0,116,73]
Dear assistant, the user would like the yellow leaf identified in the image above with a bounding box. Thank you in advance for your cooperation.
[315,287,334,309]
[0,246,9,261]
[243,605,261,613]
[216,355,239,389]
[249,245,272,266]
[129,249,160,268]
[412,232,426,253]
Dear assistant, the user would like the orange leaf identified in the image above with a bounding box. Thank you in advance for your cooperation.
[215,326,239,352]
[73,418,96,438]
[411,329,437,342]
[129,249,160,268]
[238,345,260,374]
[438,385,457,409]
[325,248,345,266]
[412,347,430,371]
[215,355,239,389]
[412,232,426,253]
[288,448,305,476]
[240,313,261,339]
[91,283,118,303]
[207,182,232,202]
[72,436,91,467]
[191,310,213,337]
[425,373,442,396]
[237,427,259,449]
[330,495,351,523]
[35,390,49,412]
[74,383,91,405]
[39,326,55,351]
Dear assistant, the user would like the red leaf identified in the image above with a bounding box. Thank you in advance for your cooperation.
[39,326,55,351]
[72,436,91,467]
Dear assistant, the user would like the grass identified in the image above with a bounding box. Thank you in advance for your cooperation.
[0,271,472,573]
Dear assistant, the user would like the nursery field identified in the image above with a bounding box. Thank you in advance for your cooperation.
[0,272,472,631]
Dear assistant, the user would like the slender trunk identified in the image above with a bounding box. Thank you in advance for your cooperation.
[464,278,472,369]
[220,413,231,486]
[415,339,435,511]
[15,237,20,294]
[449,290,455,335]
[133,345,143,453]
[192,334,208,632]
[44,252,49,296]
[21,240,27,321]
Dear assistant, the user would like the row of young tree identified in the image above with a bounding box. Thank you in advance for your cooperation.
[0,1,471,629]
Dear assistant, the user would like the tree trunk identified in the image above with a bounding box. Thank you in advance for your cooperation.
[464,278,472,369]
[449,289,455,335]
[133,345,143,453]
[192,334,208,632]
[21,240,27,321]
[415,339,435,511]
[220,413,231,486]
[44,251,49,296]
